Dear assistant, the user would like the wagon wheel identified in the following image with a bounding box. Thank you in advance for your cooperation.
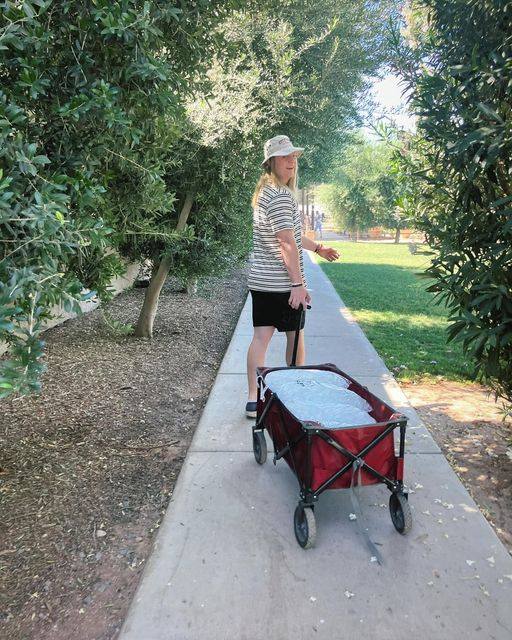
[252,430,267,465]
[389,492,412,534]
[294,505,317,549]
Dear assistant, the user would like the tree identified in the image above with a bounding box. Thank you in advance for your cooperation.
[275,0,403,186]
[388,0,512,409]
[0,0,247,393]
[315,136,404,239]
[121,0,404,336]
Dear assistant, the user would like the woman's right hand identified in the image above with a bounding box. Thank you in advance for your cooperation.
[288,285,310,310]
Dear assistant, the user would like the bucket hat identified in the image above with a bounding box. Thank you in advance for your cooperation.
[262,134,304,166]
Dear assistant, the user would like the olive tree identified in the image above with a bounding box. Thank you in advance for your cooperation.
[0,0,248,393]
[131,0,402,336]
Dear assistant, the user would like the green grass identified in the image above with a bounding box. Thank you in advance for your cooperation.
[316,242,472,382]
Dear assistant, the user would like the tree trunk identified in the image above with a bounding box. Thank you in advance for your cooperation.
[394,227,401,244]
[134,191,195,338]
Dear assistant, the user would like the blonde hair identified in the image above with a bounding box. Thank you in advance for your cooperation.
[251,156,300,209]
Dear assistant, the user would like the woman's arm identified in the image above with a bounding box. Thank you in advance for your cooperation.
[276,229,303,283]
[301,234,319,252]
[275,229,310,309]
[301,234,340,262]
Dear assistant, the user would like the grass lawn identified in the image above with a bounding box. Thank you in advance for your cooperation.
[316,242,472,382]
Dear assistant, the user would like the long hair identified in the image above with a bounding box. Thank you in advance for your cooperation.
[251,156,300,209]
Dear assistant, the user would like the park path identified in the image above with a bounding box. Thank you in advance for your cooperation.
[120,252,512,640]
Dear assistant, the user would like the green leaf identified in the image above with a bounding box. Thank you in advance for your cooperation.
[476,102,503,123]
[22,1,36,18]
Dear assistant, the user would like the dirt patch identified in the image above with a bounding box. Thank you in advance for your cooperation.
[401,380,512,553]
[0,265,248,640]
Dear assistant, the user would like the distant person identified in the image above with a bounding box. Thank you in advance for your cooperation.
[314,213,323,239]
[245,134,339,418]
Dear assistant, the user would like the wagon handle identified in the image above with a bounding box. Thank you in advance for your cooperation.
[291,303,311,367]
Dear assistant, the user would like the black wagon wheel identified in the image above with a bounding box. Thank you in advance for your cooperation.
[294,505,317,549]
[253,430,267,465]
[389,492,412,534]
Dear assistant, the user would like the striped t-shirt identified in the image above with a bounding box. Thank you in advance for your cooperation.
[247,183,306,292]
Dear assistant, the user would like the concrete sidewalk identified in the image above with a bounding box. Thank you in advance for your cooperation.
[120,253,512,640]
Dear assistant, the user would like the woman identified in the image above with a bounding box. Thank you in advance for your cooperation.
[245,134,339,418]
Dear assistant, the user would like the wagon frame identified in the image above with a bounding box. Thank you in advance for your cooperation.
[251,306,412,549]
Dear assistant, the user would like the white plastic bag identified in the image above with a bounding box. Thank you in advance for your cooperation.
[264,368,376,429]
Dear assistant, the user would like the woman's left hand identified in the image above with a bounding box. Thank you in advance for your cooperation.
[318,245,340,262]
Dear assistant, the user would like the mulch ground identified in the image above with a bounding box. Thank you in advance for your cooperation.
[0,265,248,640]
[402,380,512,553]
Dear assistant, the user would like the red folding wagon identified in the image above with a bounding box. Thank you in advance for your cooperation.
[252,306,412,549]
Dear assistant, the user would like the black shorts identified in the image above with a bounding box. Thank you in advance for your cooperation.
[250,289,306,332]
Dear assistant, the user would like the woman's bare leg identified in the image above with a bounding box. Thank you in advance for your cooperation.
[285,329,305,366]
[247,326,275,400]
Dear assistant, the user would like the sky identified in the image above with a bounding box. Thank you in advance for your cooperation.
[361,71,417,139]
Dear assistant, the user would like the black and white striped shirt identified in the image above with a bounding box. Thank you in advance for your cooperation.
[248,183,306,292]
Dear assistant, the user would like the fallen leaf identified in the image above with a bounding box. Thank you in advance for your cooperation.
[459,503,478,514]
[415,532,428,542]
